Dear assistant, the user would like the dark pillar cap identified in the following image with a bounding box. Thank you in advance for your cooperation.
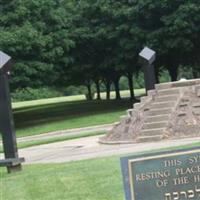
[0,51,12,74]
[139,47,156,65]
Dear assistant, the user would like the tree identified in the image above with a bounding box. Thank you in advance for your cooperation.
[0,0,75,90]
[132,0,200,82]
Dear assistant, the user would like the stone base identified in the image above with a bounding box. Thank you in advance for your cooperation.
[0,157,25,173]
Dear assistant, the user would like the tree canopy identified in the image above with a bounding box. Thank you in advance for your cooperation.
[0,0,200,99]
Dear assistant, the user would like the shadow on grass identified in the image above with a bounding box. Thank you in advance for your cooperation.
[14,99,135,129]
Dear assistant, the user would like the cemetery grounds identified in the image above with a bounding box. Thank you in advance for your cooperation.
[0,89,200,200]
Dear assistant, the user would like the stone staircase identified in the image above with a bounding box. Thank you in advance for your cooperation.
[101,79,200,144]
[136,88,182,142]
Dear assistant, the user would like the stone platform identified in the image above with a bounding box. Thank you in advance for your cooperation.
[100,79,200,144]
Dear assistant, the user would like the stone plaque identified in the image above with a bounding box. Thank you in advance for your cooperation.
[121,147,200,200]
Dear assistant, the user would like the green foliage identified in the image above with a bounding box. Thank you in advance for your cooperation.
[118,76,145,90]
[178,66,194,80]
[159,69,171,83]
[11,87,62,101]
[64,85,87,96]
[0,0,75,90]
[1,0,200,97]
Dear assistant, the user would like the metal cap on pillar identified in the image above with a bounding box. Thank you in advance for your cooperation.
[139,47,156,92]
[0,51,12,74]
[0,51,24,173]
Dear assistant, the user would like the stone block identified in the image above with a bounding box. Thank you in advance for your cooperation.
[145,115,169,123]
[148,108,172,116]
[142,121,168,129]
[151,101,175,109]
[140,128,165,136]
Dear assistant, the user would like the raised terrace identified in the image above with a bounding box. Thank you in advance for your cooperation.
[100,79,200,144]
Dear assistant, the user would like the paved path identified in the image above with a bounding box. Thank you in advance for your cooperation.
[16,124,114,143]
[18,135,200,164]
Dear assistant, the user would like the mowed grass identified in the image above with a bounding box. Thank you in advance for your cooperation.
[12,89,145,138]
[1,143,200,200]
[0,157,124,200]
[12,89,145,109]
[14,100,130,138]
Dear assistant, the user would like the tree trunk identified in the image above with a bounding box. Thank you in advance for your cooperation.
[105,80,111,100]
[95,80,101,100]
[127,73,135,100]
[113,77,121,100]
[86,83,92,100]
[168,66,178,82]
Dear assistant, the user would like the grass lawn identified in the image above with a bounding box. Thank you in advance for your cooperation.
[12,89,145,109]
[1,142,199,200]
[11,89,145,138]
[15,109,126,138]
[0,157,124,200]
[14,100,130,138]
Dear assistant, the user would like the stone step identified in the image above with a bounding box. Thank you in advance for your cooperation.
[145,115,169,123]
[155,95,179,102]
[142,121,168,129]
[140,128,165,136]
[192,103,200,108]
[147,90,156,97]
[134,103,141,109]
[151,101,175,109]
[197,90,200,97]
[156,79,200,90]
[127,109,133,117]
[172,79,200,88]
[137,135,162,143]
[140,96,148,103]
[148,108,172,116]
[193,84,200,93]
[155,83,171,90]
[119,115,130,124]
[157,88,181,96]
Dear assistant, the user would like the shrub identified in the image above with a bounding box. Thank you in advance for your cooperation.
[11,87,62,102]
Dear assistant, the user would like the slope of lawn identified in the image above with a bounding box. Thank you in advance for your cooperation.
[1,157,123,200]
[1,143,199,200]
[14,100,130,137]
[12,89,145,138]
[12,89,145,109]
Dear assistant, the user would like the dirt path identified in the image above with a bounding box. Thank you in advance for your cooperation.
[18,135,200,164]
[16,124,114,143]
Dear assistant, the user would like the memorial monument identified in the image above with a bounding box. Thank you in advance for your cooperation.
[0,51,24,173]
[100,78,200,144]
